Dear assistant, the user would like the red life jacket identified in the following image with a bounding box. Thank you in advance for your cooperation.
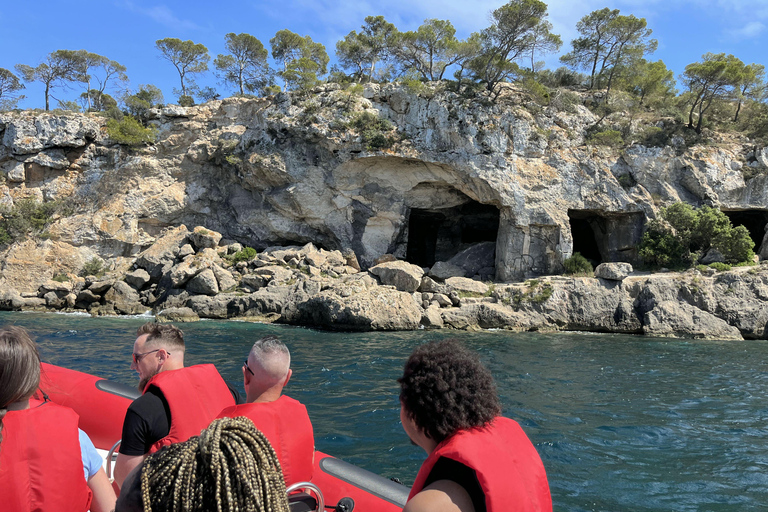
[0,399,93,512]
[217,395,315,486]
[408,417,552,512]
[144,364,235,453]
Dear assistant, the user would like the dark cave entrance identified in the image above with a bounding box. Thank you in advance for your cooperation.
[406,202,500,267]
[722,209,768,253]
[568,210,646,265]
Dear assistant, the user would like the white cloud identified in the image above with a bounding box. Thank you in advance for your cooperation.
[725,21,766,40]
[119,1,200,31]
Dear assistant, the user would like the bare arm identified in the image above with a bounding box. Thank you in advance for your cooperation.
[114,452,146,488]
[403,480,475,512]
[87,467,117,512]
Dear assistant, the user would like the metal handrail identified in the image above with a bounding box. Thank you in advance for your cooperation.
[286,481,325,512]
[106,440,121,482]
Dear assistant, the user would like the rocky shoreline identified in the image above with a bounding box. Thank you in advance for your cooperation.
[2,224,766,340]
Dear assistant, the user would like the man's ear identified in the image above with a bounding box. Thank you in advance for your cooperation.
[283,368,293,387]
[243,365,252,385]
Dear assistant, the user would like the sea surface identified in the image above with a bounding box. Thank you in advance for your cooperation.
[2,311,767,511]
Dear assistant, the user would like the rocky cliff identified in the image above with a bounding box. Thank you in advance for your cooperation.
[1,83,768,337]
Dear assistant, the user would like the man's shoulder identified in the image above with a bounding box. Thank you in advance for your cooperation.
[128,388,166,416]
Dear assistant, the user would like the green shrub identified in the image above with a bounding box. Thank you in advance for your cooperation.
[81,257,105,277]
[586,129,624,148]
[639,203,755,269]
[230,247,257,263]
[550,90,580,113]
[52,273,70,282]
[521,78,550,105]
[350,111,395,151]
[0,198,70,245]
[178,95,195,107]
[106,116,156,146]
[637,126,668,147]
[563,252,594,275]
[708,262,732,272]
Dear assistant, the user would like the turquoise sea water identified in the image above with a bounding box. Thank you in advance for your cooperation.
[2,311,767,511]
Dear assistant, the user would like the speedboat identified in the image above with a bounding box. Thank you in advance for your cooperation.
[37,363,409,512]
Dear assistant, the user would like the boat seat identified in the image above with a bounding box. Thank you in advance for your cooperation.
[288,491,318,512]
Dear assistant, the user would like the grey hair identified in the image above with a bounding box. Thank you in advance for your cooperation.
[250,335,290,362]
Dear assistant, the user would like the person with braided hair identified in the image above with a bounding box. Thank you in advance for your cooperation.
[217,335,315,486]
[399,339,552,512]
[0,325,117,512]
[115,416,291,512]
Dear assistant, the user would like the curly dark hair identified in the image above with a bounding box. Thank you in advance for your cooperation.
[398,339,501,443]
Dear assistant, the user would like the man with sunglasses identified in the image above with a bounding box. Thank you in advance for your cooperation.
[217,335,315,486]
[114,322,236,487]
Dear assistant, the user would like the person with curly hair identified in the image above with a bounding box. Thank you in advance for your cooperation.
[398,339,552,512]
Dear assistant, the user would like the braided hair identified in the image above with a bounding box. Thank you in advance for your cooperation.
[140,417,290,512]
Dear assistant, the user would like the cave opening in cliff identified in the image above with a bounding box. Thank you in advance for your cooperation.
[406,202,500,267]
[722,209,768,252]
[568,210,646,266]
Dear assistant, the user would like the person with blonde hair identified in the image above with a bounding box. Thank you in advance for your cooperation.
[0,325,116,512]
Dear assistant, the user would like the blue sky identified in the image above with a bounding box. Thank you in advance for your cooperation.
[2,0,767,109]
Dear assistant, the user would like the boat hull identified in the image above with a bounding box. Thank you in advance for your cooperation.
[38,363,408,511]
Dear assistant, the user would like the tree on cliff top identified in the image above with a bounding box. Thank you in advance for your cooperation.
[336,15,397,83]
[469,0,554,100]
[388,18,464,81]
[155,38,210,98]
[73,51,128,111]
[0,68,25,110]
[682,53,744,133]
[270,30,329,91]
[560,8,657,96]
[15,50,87,110]
[214,32,272,95]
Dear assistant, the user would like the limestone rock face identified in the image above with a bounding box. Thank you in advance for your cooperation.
[643,300,742,339]
[369,261,424,292]
[1,87,766,285]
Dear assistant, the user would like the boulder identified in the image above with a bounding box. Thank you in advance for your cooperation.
[445,277,489,296]
[251,265,294,284]
[369,261,424,292]
[44,291,63,308]
[2,160,25,182]
[419,276,449,294]
[170,258,205,287]
[125,269,151,290]
[428,261,466,280]
[212,264,238,292]
[177,244,195,257]
[76,289,101,303]
[88,279,115,294]
[595,262,633,281]
[156,307,200,323]
[293,286,422,331]
[186,268,220,296]
[135,226,189,279]
[756,146,768,167]
[447,242,496,277]
[699,248,725,265]
[241,274,267,290]
[421,305,444,328]
[643,300,742,340]
[433,293,453,308]
[0,287,24,310]
[103,281,145,315]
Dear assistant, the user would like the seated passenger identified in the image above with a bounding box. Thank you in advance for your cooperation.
[0,325,116,512]
[116,417,290,512]
[399,339,552,512]
[217,335,314,485]
[114,322,237,487]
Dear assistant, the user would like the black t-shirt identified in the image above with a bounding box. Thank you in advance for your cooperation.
[424,457,487,512]
[119,381,243,456]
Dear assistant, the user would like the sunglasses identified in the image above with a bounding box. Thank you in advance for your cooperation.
[133,349,168,364]
[243,359,254,375]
